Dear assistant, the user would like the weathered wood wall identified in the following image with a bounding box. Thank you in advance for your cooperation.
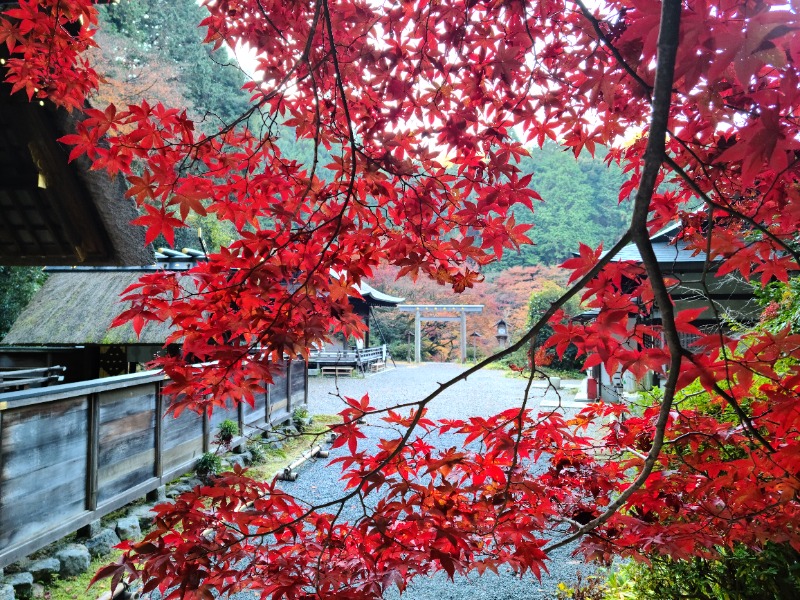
[0,359,307,568]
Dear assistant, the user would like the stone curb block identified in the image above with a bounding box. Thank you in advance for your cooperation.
[27,558,60,583]
[115,516,141,541]
[5,572,33,599]
[55,544,91,578]
[86,528,121,559]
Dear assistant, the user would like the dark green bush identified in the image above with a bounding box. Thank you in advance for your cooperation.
[607,544,800,600]
[527,282,584,373]
[246,441,267,465]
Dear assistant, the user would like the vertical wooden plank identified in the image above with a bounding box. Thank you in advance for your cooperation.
[154,380,163,478]
[1,398,89,554]
[415,308,421,363]
[86,393,99,511]
[304,360,309,406]
[161,408,204,472]
[286,359,293,415]
[96,386,156,503]
[266,382,271,426]
[202,410,210,453]
[460,310,467,364]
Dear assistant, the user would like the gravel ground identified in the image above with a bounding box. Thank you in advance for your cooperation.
[291,363,593,600]
[147,363,594,599]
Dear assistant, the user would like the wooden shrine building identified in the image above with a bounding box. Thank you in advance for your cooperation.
[583,223,759,401]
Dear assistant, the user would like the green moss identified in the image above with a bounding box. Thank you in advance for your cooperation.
[45,550,123,600]
[247,414,341,481]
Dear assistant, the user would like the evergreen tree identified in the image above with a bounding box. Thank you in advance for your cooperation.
[0,267,46,338]
[101,0,250,125]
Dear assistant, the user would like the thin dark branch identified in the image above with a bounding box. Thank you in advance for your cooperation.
[572,0,652,99]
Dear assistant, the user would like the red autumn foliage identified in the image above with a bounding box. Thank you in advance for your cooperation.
[4,0,800,598]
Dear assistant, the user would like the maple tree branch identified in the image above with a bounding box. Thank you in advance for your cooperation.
[679,350,776,453]
[544,0,682,554]
[571,0,652,99]
[681,218,777,453]
[341,229,634,426]
[662,155,800,266]
[197,226,639,548]
[254,0,288,43]
[573,0,800,269]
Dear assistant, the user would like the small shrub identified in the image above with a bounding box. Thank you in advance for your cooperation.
[605,543,800,600]
[246,441,267,465]
[216,419,239,448]
[195,452,222,480]
[293,406,313,431]
[556,572,607,600]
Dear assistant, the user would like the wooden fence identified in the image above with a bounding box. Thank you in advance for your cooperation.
[0,359,307,568]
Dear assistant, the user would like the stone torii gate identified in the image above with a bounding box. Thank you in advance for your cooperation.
[397,304,484,363]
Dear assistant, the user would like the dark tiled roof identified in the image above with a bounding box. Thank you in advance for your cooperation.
[607,224,709,270]
[612,239,708,265]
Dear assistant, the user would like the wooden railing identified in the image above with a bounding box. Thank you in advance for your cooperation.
[309,344,387,372]
[355,346,386,366]
[0,359,307,568]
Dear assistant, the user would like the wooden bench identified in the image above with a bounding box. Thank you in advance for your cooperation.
[321,366,353,377]
[0,366,66,392]
[369,361,385,373]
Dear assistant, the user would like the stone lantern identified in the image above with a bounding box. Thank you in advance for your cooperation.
[495,319,509,348]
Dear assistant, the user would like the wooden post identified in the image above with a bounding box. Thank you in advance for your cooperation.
[286,359,293,415]
[153,380,163,479]
[414,308,421,363]
[266,381,272,427]
[304,359,309,406]
[0,408,4,512]
[460,309,467,364]
[86,393,99,511]
[202,410,210,453]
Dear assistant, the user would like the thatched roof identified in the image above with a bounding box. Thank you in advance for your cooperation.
[0,85,153,266]
[3,261,407,346]
[1,271,174,345]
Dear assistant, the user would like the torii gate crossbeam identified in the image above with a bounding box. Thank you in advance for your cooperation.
[397,305,484,363]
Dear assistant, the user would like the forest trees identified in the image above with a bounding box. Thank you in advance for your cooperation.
[3,0,800,598]
[0,267,46,338]
[496,143,630,268]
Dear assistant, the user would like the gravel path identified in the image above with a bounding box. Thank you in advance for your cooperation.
[284,363,592,599]
[148,363,594,599]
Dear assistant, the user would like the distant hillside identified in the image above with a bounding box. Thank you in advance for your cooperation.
[494,142,630,268]
[99,0,250,126]
[94,0,330,250]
